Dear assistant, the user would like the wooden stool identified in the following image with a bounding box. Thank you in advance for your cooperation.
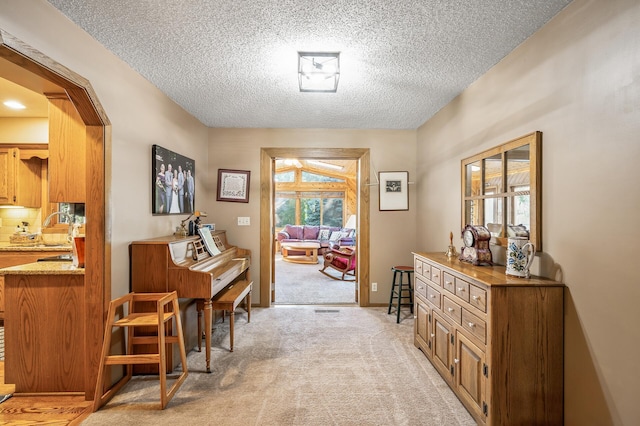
[388,266,414,323]
[94,291,188,410]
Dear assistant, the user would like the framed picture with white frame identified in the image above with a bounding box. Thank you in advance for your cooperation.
[379,171,409,211]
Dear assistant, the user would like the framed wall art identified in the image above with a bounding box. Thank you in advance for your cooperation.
[152,144,196,215]
[217,169,250,203]
[379,171,409,211]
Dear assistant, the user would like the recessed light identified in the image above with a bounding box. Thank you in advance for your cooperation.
[3,100,26,110]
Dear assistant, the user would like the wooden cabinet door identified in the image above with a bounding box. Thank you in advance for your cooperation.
[47,95,86,203]
[0,147,18,205]
[455,331,486,421]
[432,311,454,383]
[414,297,431,357]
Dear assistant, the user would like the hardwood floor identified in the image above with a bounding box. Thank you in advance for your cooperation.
[0,361,93,425]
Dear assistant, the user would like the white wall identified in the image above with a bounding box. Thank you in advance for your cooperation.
[416,0,640,424]
[0,1,210,298]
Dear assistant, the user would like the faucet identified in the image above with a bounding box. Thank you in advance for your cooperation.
[43,211,74,240]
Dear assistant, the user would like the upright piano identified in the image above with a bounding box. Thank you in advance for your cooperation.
[130,230,251,372]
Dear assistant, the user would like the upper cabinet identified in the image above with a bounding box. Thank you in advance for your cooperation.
[0,147,42,207]
[461,131,541,251]
[47,94,86,203]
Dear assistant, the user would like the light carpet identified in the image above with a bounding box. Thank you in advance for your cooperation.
[274,253,357,305]
[82,306,474,425]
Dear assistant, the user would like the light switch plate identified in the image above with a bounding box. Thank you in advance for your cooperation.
[237,217,250,226]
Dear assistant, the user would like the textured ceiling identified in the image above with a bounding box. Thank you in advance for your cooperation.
[46,0,572,130]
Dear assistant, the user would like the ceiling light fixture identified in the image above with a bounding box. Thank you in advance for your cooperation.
[298,52,340,93]
[307,160,343,170]
[3,100,26,110]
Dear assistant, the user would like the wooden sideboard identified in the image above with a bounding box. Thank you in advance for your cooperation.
[412,252,564,425]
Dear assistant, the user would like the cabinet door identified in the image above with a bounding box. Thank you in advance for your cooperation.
[0,147,18,205]
[455,331,486,421]
[48,95,86,203]
[432,312,454,383]
[414,297,431,357]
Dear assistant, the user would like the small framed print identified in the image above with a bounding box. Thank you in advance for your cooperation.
[217,169,250,203]
[379,171,409,211]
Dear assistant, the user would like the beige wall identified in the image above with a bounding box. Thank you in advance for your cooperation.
[417,0,640,424]
[0,117,47,143]
[0,1,210,299]
[208,128,417,304]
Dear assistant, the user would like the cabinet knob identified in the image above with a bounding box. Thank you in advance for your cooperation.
[430,294,436,299]
[468,322,475,328]
[454,358,460,364]
[457,287,465,292]
[447,307,454,312]
[472,295,479,301]
[446,281,452,286]
[431,333,435,338]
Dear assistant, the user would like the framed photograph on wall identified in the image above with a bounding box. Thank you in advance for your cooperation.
[379,171,409,211]
[217,169,250,203]
[152,144,196,215]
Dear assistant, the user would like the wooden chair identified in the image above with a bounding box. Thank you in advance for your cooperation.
[94,291,188,411]
[319,246,357,281]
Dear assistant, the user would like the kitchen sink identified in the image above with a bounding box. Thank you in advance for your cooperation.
[37,253,73,262]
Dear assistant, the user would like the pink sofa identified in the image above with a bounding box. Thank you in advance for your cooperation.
[277,224,355,254]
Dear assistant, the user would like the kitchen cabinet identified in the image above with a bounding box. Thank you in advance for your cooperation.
[47,94,86,203]
[0,147,42,207]
[413,252,564,425]
[0,248,70,320]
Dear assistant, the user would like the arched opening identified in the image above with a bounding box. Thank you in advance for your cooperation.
[0,29,110,401]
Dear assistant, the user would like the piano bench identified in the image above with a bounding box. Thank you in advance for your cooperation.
[211,280,253,352]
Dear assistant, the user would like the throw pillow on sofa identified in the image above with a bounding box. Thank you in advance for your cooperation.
[318,229,331,240]
[329,231,342,242]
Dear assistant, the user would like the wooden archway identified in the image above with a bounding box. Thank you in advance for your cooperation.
[0,29,110,401]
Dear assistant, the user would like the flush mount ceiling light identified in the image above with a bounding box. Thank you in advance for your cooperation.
[3,100,26,110]
[298,52,340,93]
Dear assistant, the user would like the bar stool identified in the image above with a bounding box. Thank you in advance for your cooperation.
[388,265,414,323]
[94,291,188,411]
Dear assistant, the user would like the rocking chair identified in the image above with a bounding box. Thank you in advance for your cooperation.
[319,246,357,281]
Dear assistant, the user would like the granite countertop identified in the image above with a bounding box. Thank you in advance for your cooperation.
[0,243,73,252]
[0,261,84,275]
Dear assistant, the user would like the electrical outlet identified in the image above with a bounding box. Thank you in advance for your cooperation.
[372,282,378,292]
[237,216,250,226]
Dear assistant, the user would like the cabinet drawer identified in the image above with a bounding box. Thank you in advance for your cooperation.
[455,278,470,303]
[443,272,455,294]
[414,277,428,299]
[414,258,424,277]
[426,284,441,309]
[443,296,462,325]
[462,308,486,344]
[430,266,441,286]
[469,285,487,313]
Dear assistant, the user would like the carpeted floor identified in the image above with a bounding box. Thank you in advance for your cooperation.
[274,253,357,305]
[81,306,474,426]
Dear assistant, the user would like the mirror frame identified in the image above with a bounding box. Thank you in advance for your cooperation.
[461,131,542,251]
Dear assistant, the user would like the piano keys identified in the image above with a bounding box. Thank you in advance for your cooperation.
[130,230,250,373]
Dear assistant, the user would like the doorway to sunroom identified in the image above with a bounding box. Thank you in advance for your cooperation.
[273,158,358,305]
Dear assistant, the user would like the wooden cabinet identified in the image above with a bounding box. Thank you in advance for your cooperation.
[47,94,86,203]
[0,250,68,320]
[0,147,42,207]
[413,252,564,425]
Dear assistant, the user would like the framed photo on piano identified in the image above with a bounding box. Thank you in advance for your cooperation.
[152,144,196,215]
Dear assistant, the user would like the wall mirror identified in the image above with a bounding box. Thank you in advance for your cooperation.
[461,131,541,251]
